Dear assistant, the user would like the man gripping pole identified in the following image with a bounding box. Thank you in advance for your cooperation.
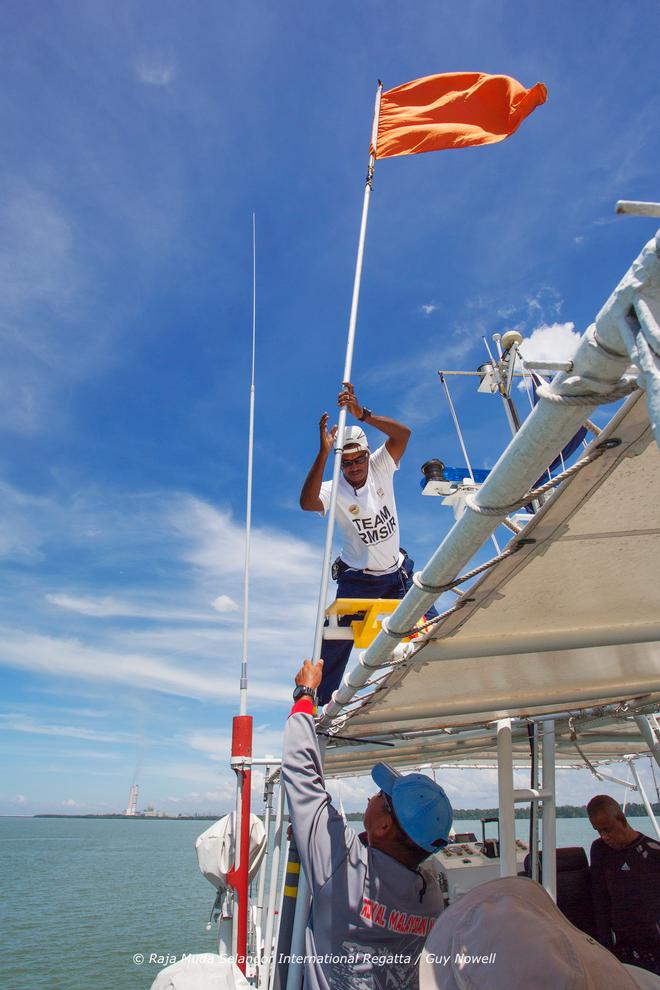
[300,382,436,705]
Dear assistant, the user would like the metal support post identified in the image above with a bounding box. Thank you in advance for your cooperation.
[269,830,292,990]
[496,719,517,877]
[529,723,540,883]
[541,721,557,900]
[629,759,660,840]
[260,781,285,990]
[255,769,275,935]
[217,890,233,958]
[635,715,660,770]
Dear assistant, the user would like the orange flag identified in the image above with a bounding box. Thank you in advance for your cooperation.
[373,72,547,159]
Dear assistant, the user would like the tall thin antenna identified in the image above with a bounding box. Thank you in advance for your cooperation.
[239,213,257,716]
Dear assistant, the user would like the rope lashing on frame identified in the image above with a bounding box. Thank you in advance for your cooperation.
[465,437,622,518]
[535,375,639,407]
[412,541,528,596]
[382,436,623,642]
[379,540,535,641]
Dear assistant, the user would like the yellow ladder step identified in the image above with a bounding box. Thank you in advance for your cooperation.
[325,598,406,649]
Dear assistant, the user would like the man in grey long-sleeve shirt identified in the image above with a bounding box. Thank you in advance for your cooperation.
[281,658,453,990]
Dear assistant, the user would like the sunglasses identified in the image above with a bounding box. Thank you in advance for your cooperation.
[379,789,395,816]
[341,451,369,469]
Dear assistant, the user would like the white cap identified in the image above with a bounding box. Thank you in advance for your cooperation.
[341,425,369,452]
[419,876,644,990]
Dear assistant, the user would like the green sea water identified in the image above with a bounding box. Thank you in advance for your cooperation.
[1,814,655,989]
[1,817,217,990]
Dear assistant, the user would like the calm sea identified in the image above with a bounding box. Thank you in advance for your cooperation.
[0,814,655,989]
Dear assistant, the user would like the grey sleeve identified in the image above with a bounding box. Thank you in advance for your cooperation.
[282,711,359,891]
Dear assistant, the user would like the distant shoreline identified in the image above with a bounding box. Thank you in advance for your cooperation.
[27,801,659,822]
[32,814,218,821]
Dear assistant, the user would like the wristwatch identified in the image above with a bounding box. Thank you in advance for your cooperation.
[358,406,372,422]
[293,685,317,702]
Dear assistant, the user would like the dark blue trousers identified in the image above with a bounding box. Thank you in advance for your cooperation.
[318,554,438,705]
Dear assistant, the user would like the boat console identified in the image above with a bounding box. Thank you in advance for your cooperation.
[434,824,529,904]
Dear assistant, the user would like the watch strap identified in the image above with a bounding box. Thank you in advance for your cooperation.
[293,684,317,702]
[358,406,372,422]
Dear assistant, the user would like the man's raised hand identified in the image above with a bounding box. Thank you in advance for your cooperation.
[295,658,324,691]
[338,382,363,420]
[319,412,337,455]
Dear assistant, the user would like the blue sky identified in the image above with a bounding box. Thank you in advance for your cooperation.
[2,1,660,817]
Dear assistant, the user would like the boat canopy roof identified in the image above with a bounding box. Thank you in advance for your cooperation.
[324,392,660,776]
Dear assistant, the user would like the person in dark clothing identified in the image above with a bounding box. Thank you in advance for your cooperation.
[588,794,660,975]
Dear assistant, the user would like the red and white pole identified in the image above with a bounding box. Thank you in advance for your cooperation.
[228,714,253,973]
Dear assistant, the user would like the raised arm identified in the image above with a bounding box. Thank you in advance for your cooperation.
[282,659,358,890]
[339,382,411,464]
[299,412,336,511]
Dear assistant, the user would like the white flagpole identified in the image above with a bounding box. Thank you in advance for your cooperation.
[311,81,383,663]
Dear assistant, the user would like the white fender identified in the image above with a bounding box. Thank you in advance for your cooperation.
[196,813,266,890]
[150,953,251,989]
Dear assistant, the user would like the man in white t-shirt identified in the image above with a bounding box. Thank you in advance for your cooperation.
[300,382,435,704]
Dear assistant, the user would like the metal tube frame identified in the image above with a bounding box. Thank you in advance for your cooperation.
[319,231,660,728]
[260,780,286,990]
[541,721,557,900]
[496,719,517,877]
[635,714,660,769]
[628,759,660,840]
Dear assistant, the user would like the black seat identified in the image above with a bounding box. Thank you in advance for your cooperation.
[523,847,597,938]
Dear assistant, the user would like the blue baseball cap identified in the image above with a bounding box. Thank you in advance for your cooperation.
[371,762,453,854]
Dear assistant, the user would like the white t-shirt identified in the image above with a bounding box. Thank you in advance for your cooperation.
[318,444,401,573]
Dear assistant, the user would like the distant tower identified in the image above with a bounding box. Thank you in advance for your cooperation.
[125,784,139,816]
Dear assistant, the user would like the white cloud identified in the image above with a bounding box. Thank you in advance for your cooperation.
[0,184,116,435]
[45,592,226,623]
[525,288,561,318]
[56,749,121,760]
[184,725,284,762]
[419,303,437,316]
[212,595,239,613]
[0,481,52,562]
[175,498,318,583]
[0,713,136,744]
[62,798,84,808]
[366,334,475,391]
[0,628,290,704]
[136,59,175,86]
[10,793,26,805]
[0,491,318,732]
[518,322,581,367]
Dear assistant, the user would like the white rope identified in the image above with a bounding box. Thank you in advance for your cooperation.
[535,376,639,407]
[466,439,616,518]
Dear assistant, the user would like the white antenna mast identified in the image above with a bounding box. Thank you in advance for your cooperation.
[239,213,257,716]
